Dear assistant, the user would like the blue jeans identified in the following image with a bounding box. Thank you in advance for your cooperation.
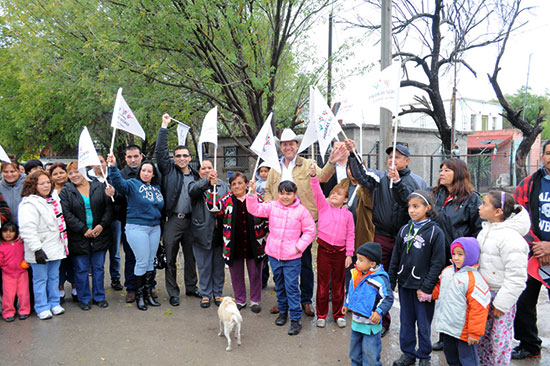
[31,260,61,314]
[269,256,302,321]
[58,256,75,286]
[109,220,122,281]
[442,333,479,366]
[399,287,434,360]
[73,250,107,304]
[125,224,160,276]
[349,329,382,366]
[300,244,314,305]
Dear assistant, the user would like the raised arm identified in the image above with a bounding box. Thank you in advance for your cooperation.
[107,154,131,196]
[310,171,328,213]
[154,114,173,175]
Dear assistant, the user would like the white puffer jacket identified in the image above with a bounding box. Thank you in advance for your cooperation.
[18,195,67,263]
[477,206,530,313]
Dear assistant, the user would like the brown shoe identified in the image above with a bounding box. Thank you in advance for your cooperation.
[125,292,136,303]
[270,305,279,314]
[302,303,315,317]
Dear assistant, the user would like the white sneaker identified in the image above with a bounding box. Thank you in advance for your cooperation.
[316,318,326,328]
[37,310,53,320]
[51,305,65,315]
[336,318,347,328]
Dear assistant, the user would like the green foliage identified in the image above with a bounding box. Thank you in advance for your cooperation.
[504,87,550,139]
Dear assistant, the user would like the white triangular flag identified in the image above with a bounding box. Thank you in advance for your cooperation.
[0,144,10,163]
[197,106,218,164]
[365,63,401,117]
[111,88,146,140]
[177,122,190,146]
[298,88,318,154]
[250,113,281,174]
[308,87,343,162]
[78,127,101,169]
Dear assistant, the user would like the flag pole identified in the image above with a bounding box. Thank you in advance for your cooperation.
[389,117,399,188]
[99,165,115,202]
[170,117,183,124]
[251,156,260,183]
[211,144,219,211]
[109,128,117,154]
[338,129,362,163]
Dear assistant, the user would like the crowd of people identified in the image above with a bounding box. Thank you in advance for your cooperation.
[0,113,548,366]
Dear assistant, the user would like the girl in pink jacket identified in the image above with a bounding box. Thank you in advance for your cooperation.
[0,222,31,321]
[309,165,355,328]
[247,180,316,336]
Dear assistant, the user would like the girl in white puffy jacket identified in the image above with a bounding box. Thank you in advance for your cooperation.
[477,191,530,366]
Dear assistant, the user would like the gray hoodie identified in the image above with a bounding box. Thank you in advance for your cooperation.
[0,174,25,224]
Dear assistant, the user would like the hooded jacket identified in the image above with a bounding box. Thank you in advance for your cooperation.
[389,219,446,293]
[349,154,428,238]
[477,206,530,313]
[246,194,316,261]
[18,195,67,263]
[433,237,491,342]
[0,174,24,224]
[344,265,394,322]
[59,180,113,255]
[254,162,270,196]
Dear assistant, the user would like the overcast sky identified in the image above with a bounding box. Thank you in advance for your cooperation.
[311,0,550,106]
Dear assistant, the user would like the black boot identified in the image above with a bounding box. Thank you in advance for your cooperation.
[144,271,160,307]
[135,275,147,311]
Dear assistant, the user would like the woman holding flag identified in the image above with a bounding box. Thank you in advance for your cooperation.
[106,153,164,311]
[59,162,113,311]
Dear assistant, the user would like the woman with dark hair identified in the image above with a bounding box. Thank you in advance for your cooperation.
[107,154,164,311]
[431,158,482,351]
[18,170,67,320]
[59,161,113,311]
[434,158,483,258]
[50,162,78,303]
[205,171,268,312]
[188,160,229,308]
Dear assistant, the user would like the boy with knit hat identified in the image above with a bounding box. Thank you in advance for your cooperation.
[432,237,491,366]
[343,242,394,366]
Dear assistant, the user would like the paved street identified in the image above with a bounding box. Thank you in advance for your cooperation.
[1,260,549,365]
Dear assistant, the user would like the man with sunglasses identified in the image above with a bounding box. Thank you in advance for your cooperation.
[155,114,200,307]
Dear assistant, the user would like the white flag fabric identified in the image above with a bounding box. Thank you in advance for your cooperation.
[0,144,10,163]
[111,88,146,140]
[300,87,342,162]
[365,63,401,116]
[250,113,281,174]
[78,127,101,169]
[197,106,218,164]
[177,122,190,146]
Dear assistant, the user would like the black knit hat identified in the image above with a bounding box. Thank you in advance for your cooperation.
[357,242,382,264]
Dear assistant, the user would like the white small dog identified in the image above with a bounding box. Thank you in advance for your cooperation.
[218,297,242,351]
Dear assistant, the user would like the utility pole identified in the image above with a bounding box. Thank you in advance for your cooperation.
[379,0,392,167]
[451,61,457,151]
[522,53,532,120]
[327,7,333,106]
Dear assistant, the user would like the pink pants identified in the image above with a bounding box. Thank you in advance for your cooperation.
[479,304,516,366]
[2,271,31,318]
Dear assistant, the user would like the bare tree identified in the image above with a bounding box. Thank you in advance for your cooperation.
[344,0,527,154]
[488,0,544,182]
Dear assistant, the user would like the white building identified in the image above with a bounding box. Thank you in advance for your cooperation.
[397,97,503,132]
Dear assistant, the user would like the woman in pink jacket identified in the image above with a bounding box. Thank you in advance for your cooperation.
[247,180,316,336]
[309,164,355,329]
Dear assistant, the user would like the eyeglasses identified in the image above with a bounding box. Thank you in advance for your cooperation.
[175,154,191,158]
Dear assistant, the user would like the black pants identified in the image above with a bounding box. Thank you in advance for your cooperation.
[121,224,136,293]
[514,276,547,353]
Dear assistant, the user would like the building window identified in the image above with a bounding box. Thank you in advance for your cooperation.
[493,116,497,130]
[470,114,476,130]
[482,115,488,131]
[224,146,237,168]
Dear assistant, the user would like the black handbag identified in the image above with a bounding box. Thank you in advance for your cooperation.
[154,242,167,269]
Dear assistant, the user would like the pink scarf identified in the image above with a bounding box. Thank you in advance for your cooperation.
[46,196,69,255]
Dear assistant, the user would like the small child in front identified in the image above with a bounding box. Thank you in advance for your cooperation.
[247,180,316,336]
[0,222,31,321]
[343,242,393,366]
[432,237,491,366]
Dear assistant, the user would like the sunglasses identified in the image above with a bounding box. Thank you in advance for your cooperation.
[175,154,190,158]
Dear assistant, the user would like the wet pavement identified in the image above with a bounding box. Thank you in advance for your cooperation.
[1,262,549,365]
